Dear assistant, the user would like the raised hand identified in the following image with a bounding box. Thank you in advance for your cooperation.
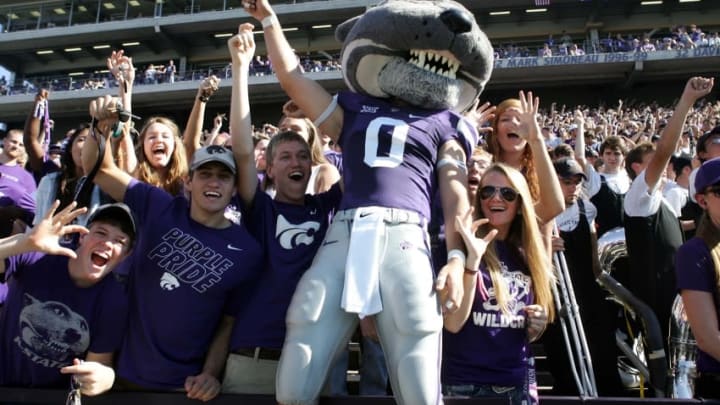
[682,76,714,103]
[227,23,257,66]
[573,109,584,127]
[516,90,541,142]
[454,209,497,271]
[107,50,134,87]
[464,100,496,136]
[34,88,49,104]
[242,0,274,21]
[213,113,225,130]
[197,75,220,101]
[26,201,88,259]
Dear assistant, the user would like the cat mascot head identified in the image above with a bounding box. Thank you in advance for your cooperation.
[336,0,494,112]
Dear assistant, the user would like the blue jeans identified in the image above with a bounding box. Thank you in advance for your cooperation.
[443,383,531,405]
[327,337,389,395]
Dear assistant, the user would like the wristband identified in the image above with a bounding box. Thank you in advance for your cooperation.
[198,95,210,103]
[464,267,479,275]
[262,14,278,29]
[447,249,466,267]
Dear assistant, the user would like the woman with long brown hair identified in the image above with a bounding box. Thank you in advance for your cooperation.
[133,116,188,196]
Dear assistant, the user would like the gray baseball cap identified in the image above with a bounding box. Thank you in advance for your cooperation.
[190,145,236,175]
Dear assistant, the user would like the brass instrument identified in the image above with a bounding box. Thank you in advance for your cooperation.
[596,227,668,397]
[668,294,697,398]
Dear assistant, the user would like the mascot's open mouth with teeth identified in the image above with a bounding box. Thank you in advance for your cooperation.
[336,0,493,112]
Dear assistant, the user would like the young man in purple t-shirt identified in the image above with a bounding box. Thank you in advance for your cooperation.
[0,201,134,395]
[83,96,263,401]
[221,24,342,394]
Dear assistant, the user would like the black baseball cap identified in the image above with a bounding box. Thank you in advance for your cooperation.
[553,158,587,180]
[87,203,136,245]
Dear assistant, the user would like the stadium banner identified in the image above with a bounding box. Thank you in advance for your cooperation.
[494,48,720,69]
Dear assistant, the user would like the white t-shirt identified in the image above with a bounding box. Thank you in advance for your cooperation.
[584,164,631,198]
[555,199,598,232]
[624,169,677,217]
[662,180,688,218]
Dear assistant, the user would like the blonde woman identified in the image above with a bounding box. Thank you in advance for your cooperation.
[443,163,555,405]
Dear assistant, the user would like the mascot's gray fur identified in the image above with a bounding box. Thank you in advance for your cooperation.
[336,0,494,112]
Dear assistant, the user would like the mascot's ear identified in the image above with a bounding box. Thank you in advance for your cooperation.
[335,15,361,43]
[23,293,39,306]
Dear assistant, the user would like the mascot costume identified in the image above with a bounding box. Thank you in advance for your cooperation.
[243,1,493,404]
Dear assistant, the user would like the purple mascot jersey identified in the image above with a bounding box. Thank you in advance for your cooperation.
[337,92,475,219]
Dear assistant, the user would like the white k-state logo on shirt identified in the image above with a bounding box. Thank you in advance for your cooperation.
[276,214,320,250]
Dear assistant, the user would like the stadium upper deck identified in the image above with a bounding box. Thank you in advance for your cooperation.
[0,0,718,130]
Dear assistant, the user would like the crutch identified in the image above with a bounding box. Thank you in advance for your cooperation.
[550,226,598,397]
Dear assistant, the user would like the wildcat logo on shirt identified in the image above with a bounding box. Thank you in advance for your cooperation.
[147,228,234,293]
[276,214,320,250]
[472,263,532,329]
[14,294,89,368]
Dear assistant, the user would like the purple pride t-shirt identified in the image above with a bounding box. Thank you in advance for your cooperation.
[0,253,127,388]
[675,237,720,374]
[117,179,262,389]
[229,183,341,350]
[336,91,476,220]
[442,241,534,387]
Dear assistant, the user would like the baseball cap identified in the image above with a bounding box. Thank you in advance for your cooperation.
[87,203,136,245]
[190,145,236,175]
[553,157,587,180]
[694,157,720,193]
[48,143,64,154]
[696,126,720,156]
[585,147,599,158]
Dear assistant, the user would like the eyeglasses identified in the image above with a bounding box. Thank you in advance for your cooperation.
[479,186,519,202]
[468,158,490,170]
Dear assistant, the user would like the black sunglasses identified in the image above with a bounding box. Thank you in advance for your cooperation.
[479,186,519,202]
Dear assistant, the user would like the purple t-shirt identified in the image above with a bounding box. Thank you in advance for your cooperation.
[0,253,127,388]
[229,183,341,349]
[0,163,37,195]
[675,237,720,374]
[116,180,262,389]
[336,91,475,220]
[442,241,534,386]
[0,180,36,227]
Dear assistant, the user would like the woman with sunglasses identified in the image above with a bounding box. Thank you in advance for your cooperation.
[443,163,555,405]
[676,157,720,399]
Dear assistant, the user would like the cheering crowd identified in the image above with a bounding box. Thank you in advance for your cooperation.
[0,1,719,404]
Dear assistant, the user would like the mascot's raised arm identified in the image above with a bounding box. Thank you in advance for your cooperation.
[243,1,493,404]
